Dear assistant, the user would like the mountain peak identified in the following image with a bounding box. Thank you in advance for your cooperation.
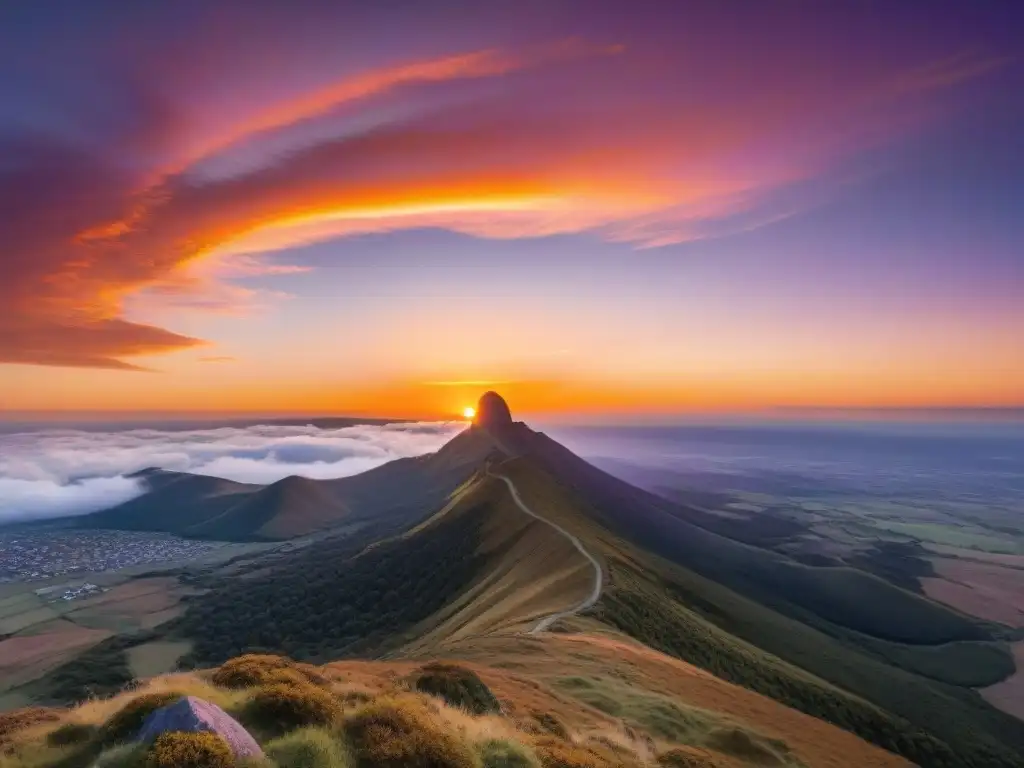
[474,391,513,428]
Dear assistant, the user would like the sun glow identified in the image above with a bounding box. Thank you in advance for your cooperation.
[463,406,476,419]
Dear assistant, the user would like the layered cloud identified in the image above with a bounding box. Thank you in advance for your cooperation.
[0,2,1012,370]
[0,421,466,523]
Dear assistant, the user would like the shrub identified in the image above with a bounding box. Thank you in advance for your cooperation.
[244,683,341,734]
[95,744,147,768]
[703,727,786,766]
[342,696,480,768]
[213,654,325,690]
[265,726,351,768]
[477,738,539,768]
[101,693,185,746]
[145,731,235,768]
[656,747,722,768]
[413,663,499,715]
[47,722,99,747]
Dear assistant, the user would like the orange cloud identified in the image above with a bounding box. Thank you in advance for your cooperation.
[0,30,1005,373]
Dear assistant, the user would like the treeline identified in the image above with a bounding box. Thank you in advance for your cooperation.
[177,505,488,665]
[43,631,161,703]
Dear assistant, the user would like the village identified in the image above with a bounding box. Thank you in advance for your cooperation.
[0,530,224,584]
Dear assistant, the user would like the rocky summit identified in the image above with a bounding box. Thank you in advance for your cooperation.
[474,391,513,429]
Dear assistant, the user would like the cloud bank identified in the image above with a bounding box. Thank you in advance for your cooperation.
[0,421,466,524]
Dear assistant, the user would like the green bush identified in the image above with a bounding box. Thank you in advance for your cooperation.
[703,727,787,766]
[342,697,480,768]
[244,683,341,734]
[412,663,499,715]
[46,722,99,747]
[213,654,326,690]
[145,731,235,768]
[100,693,185,746]
[477,738,539,768]
[265,726,351,768]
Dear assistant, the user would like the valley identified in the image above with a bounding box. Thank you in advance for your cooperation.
[1,396,1023,768]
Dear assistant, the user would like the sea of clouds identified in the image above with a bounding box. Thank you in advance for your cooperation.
[0,421,467,524]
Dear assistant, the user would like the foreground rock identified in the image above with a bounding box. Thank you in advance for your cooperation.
[136,696,263,759]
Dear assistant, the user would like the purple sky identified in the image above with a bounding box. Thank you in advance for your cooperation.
[0,1,1021,417]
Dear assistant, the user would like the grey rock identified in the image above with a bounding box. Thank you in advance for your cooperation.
[136,696,263,758]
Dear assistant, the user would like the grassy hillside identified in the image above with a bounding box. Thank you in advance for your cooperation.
[489,454,1024,768]
[509,427,992,645]
[0,652,910,768]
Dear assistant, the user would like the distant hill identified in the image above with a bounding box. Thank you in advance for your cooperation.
[71,426,498,540]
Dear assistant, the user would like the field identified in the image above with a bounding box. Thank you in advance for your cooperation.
[126,639,193,678]
[921,557,1024,627]
[982,643,1024,721]
[0,537,278,707]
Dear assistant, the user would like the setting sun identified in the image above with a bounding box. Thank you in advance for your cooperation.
[463,406,476,419]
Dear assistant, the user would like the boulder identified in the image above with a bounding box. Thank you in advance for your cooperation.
[136,696,263,759]
[474,391,513,429]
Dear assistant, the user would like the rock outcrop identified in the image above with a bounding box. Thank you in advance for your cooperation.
[136,696,263,759]
[474,391,513,429]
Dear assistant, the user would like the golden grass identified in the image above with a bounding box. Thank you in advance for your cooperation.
[0,708,62,749]
[0,648,897,768]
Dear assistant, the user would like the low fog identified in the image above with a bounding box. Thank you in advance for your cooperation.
[0,421,466,523]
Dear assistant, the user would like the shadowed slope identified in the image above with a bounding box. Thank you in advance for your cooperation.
[70,426,498,541]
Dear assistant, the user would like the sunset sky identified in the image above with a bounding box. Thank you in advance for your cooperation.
[1,1,1022,419]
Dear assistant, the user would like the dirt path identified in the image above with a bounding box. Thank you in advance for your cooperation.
[488,470,603,633]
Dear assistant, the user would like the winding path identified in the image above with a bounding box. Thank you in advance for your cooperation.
[488,469,603,633]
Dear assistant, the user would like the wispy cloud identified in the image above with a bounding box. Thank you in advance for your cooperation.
[0,2,1011,372]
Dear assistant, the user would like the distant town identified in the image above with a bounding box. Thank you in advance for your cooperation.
[0,530,226,584]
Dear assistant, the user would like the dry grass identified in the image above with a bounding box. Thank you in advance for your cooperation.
[435,633,912,768]
[0,708,63,751]
[0,649,893,768]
